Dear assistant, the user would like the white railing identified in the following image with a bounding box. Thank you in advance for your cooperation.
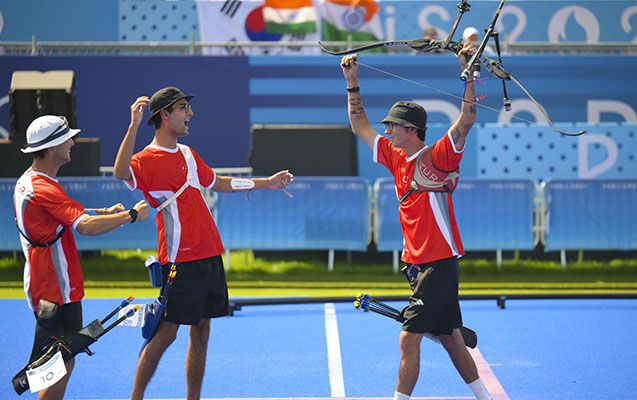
[2,36,636,56]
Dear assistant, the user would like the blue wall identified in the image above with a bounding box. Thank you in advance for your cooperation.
[1,55,635,182]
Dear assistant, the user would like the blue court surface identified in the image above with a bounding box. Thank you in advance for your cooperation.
[1,298,636,400]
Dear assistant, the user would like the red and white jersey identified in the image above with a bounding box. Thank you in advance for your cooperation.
[14,170,88,311]
[375,131,465,264]
[126,144,224,264]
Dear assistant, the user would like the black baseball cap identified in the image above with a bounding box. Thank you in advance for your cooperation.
[146,87,194,125]
[381,101,427,130]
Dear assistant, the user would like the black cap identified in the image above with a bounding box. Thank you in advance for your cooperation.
[381,101,427,130]
[146,87,194,125]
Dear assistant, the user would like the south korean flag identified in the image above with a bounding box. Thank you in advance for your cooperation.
[197,0,319,55]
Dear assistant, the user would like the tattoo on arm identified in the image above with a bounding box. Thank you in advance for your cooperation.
[349,98,365,115]
[451,128,462,144]
[469,104,476,114]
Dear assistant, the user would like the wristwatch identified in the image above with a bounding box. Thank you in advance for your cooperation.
[128,208,138,223]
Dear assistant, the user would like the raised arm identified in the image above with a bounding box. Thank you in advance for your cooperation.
[448,42,477,151]
[341,54,377,149]
[114,97,150,181]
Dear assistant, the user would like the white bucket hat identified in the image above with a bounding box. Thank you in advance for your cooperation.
[21,115,80,154]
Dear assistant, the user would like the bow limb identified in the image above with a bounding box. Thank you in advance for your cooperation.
[507,73,586,136]
[318,40,411,55]
[318,39,462,55]
[480,54,585,137]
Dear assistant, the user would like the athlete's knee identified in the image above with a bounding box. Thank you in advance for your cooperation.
[439,329,465,355]
[399,331,424,353]
[190,319,210,342]
[154,320,179,345]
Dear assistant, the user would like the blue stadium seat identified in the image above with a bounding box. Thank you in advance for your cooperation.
[374,177,536,252]
[214,177,371,251]
[1,177,157,251]
[544,179,637,251]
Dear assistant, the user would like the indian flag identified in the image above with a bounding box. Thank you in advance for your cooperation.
[263,0,317,34]
[320,0,384,41]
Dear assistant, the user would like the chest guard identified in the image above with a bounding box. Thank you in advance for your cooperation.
[399,146,460,204]
[156,144,200,212]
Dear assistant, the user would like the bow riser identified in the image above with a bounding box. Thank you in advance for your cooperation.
[461,0,507,81]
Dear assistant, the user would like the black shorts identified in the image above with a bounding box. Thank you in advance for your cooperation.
[163,255,229,325]
[30,301,83,362]
[401,257,463,335]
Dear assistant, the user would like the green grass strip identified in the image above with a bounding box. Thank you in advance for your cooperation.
[2,250,636,299]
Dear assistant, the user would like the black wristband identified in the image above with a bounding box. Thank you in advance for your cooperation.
[346,86,360,93]
[128,208,138,223]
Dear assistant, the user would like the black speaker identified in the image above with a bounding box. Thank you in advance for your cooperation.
[9,70,77,143]
[58,138,101,177]
[249,124,358,176]
[0,138,100,178]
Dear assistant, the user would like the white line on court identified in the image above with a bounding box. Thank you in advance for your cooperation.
[324,303,346,398]
[468,347,510,400]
